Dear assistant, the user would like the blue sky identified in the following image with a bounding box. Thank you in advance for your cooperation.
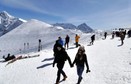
[0,0,131,29]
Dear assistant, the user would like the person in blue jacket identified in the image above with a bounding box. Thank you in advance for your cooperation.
[57,37,64,47]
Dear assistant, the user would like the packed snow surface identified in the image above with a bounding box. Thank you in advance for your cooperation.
[0,35,131,84]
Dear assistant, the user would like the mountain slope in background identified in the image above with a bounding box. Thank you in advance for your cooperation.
[53,23,77,29]
[0,19,93,57]
[0,11,26,36]
[53,23,94,33]
[0,11,101,57]
[77,23,94,33]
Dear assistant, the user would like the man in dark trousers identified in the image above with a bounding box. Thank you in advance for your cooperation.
[120,32,125,45]
[53,43,72,84]
[64,35,70,49]
[104,32,107,39]
[90,34,95,45]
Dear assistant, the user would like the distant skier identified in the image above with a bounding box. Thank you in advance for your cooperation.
[3,53,16,62]
[120,32,125,45]
[53,44,72,84]
[104,32,107,39]
[38,39,42,52]
[64,35,70,49]
[75,34,80,47]
[111,31,115,39]
[127,30,131,38]
[90,34,95,45]
[72,46,90,84]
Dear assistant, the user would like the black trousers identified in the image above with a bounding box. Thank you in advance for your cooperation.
[76,42,78,47]
[65,42,69,49]
[56,62,66,82]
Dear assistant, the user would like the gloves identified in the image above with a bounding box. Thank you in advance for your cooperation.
[86,69,90,73]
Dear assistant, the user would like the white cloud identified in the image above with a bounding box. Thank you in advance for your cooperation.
[64,7,131,29]
[1,0,60,17]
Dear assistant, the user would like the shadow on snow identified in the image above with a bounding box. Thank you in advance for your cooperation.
[37,57,54,69]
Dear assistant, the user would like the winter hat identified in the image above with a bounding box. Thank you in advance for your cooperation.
[78,45,85,52]
[56,43,63,51]
[57,43,63,48]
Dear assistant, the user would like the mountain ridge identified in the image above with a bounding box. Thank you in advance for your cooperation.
[53,22,94,33]
[0,11,94,37]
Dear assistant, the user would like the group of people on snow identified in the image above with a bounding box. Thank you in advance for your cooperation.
[52,30,130,83]
[53,36,90,84]
[55,34,81,50]
[2,28,131,84]
[111,29,127,45]
[99,29,130,46]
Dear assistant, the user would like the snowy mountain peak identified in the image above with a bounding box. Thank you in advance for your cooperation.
[0,11,25,36]
[77,23,94,33]
[80,23,87,26]
[53,23,94,33]
[0,11,14,19]
[53,23,77,29]
[27,19,52,27]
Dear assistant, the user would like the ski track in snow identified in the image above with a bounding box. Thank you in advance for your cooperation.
[0,36,131,84]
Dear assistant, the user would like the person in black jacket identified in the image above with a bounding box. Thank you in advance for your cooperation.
[53,43,72,84]
[3,53,16,62]
[90,34,95,45]
[72,46,90,84]
[104,32,107,39]
[53,40,59,57]
[64,35,70,49]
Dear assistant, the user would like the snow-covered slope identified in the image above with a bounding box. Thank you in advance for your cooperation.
[0,19,94,57]
[0,35,131,84]
[0,11,25,36]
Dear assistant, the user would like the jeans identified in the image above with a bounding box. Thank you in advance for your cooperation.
[77,65,84,77]
[76,65,84,84]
